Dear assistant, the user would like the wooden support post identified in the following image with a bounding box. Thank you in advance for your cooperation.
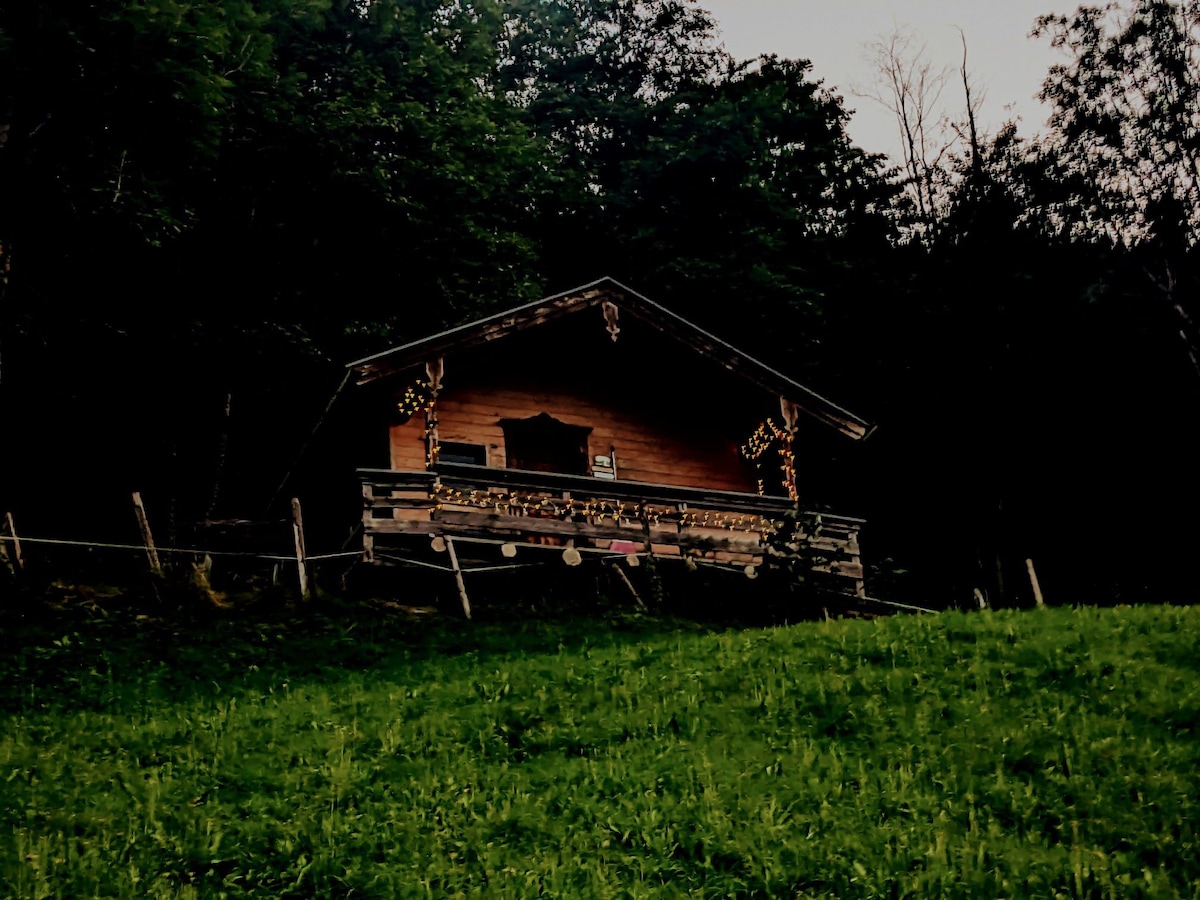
[131,492,163,576]
[444,536,472,620]
[291,497,311,602]
[1025,558,1045,607]
[608,560,645,609]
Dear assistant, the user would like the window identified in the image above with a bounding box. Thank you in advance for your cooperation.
[438,441,487,466]
[500,413,591,475]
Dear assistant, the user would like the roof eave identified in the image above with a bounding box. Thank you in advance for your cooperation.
[347,277,619,383]
[348,277,874,440]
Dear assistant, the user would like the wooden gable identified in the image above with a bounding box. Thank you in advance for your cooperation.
[349,277,873,442]
[380,309,786,492]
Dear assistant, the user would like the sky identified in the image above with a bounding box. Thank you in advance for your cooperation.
[697,0,1083,163]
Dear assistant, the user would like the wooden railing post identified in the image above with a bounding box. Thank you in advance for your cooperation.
[361,481,375,564]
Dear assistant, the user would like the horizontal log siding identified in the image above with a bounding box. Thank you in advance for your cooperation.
[390,383,756,493]
[390,418,428,471]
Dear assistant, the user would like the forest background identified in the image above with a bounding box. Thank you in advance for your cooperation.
[2,0,1198,609]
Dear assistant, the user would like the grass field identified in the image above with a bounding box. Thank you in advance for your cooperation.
[1,599,1198,898]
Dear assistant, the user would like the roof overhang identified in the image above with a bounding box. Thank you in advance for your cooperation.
[347,277,873,440]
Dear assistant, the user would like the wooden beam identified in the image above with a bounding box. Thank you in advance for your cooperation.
[363,496,437,510]
[608,560,645,608]
[436,509,664,542]
[359,463,863,520]
[352,289,619,384]
[368,515,773,556]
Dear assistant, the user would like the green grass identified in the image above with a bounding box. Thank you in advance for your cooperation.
[1,602,1198,898]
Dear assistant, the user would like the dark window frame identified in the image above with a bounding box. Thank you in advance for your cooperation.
[438,441,487,466]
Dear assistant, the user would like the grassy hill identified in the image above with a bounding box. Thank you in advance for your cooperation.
[1,602,1197,898]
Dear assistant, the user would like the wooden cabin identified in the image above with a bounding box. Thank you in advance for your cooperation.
[349,278,872,615]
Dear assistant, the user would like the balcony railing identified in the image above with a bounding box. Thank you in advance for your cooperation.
[359,463,863,592]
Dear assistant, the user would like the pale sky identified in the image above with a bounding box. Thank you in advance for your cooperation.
[698,0,1084,163]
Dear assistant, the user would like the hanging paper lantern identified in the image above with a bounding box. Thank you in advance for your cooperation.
[562,542,582,567]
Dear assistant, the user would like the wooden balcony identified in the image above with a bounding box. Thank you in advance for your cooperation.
[359,463,864,596]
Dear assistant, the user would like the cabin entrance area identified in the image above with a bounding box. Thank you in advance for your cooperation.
[500,413,591,475]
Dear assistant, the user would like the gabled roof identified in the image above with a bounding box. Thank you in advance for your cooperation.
[348,277,873,440]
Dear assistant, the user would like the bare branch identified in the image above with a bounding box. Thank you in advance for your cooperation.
[858,27,959,240]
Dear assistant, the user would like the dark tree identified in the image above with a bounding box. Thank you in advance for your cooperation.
[1034,0,1200,377]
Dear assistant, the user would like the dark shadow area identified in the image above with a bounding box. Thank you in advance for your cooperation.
[0,552,883,720]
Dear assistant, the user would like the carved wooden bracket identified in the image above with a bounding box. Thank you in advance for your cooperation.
[602,301,620,342]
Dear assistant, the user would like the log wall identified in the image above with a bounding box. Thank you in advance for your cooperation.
[390,382,759,493]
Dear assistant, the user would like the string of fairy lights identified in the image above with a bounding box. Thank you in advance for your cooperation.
[430,485,782,535]
[739,417,798,501]
[394,378,441,467]
[395,379,436,420]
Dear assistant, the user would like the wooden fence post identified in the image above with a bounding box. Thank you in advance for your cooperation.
[1,511,24,574]
[1026,558,1045,607]
[291,497,311,602]
[131,492,163,576]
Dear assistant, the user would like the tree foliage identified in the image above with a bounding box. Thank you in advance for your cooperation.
[1,0,1198,604]
[0,0,554,535]
[495,1,897,363]
[1035,0,1200,249]
[847,6,1200,605]
[1033,0,1200,376]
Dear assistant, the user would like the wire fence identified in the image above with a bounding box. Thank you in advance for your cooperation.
[0,534,360,564]
[2,499,934,616]
[0,495,365,604]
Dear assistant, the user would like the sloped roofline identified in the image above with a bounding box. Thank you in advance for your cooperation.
[347,277,873,440]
